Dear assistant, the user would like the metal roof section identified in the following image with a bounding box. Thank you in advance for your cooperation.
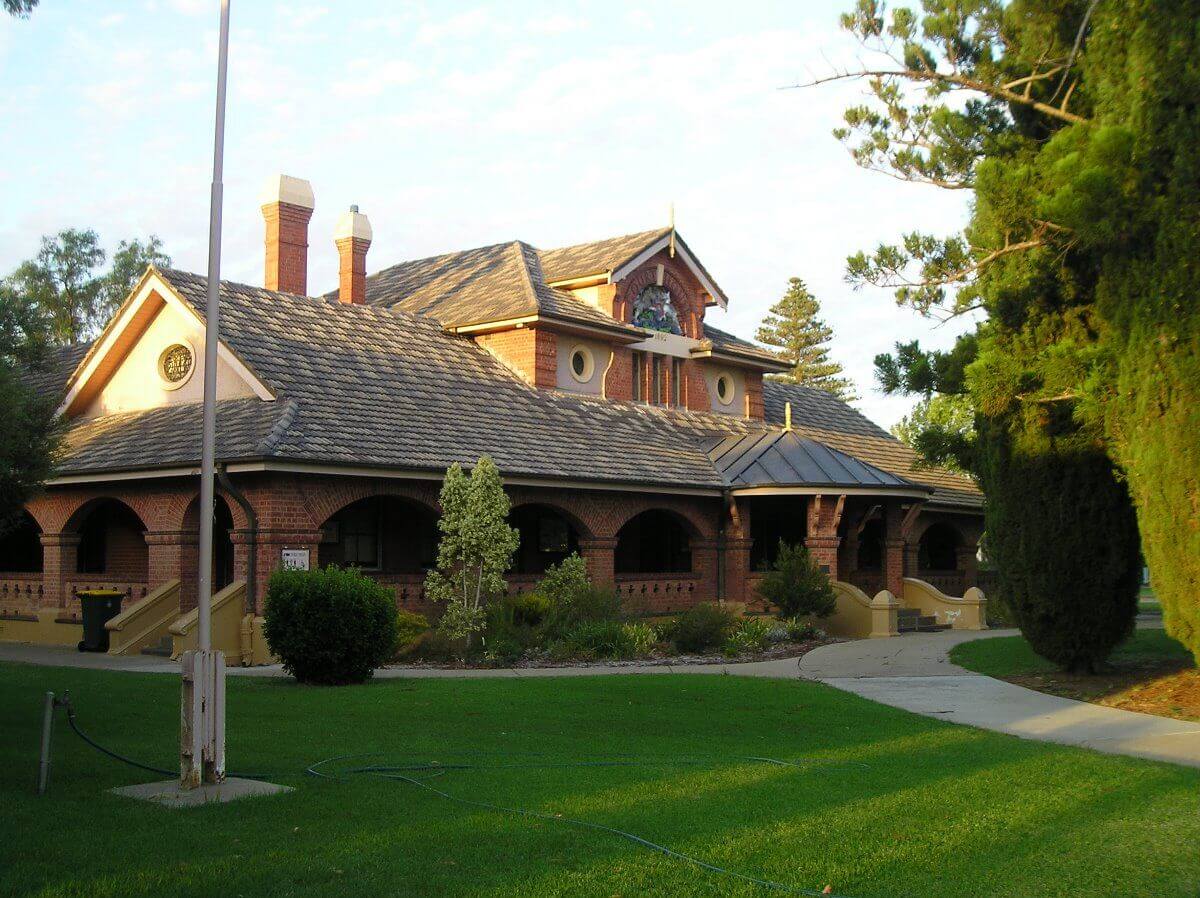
[705,430,933,495]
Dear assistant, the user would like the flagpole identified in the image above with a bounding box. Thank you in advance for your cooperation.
[182,0,230,789]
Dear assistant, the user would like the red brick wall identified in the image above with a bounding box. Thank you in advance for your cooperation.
[335,236,370,305]
[475,327,557,388]
[262,201,312,295]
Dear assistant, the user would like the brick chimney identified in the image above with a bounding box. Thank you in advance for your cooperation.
[334,205,372,305]
[260,174,315,295]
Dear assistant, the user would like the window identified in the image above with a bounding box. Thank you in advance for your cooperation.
[632,285,683,335]
[568,345,594,383]
[339,501,380,568]
[671,359,682,407]
[157,342,195,390]
[632,352,644,401]
[715,372,734,406]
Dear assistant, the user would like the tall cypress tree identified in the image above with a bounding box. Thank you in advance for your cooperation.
[756,278,856,401]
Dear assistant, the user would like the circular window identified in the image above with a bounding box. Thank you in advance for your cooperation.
[568,345,594,383]
[157,342,195,390]
[715,372,734,406]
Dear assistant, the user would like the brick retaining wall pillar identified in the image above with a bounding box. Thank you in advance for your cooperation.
[578,537,617,587]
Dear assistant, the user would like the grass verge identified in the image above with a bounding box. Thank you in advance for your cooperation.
[3,661,1199,897]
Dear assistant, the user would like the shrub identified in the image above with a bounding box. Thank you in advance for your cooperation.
[723,616,773,656]
[755,541,837,619]
[671,602,735,653]
[563,620,632,658]
[394,609,429,652]
[782,616,819,642]
[404,629,460,663]
[537,553,590,607]
[505,591,552,627]
[622,622,657,656]
[263,566,398,685]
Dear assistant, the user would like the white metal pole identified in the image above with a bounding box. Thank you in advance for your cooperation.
[198,0,230,653]
[182,0,230,789]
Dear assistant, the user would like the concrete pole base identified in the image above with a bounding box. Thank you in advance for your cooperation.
[111,777,292,808]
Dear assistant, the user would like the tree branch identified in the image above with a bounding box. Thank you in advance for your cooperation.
[787,67,1088,125]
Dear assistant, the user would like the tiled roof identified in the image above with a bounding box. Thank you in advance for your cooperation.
[37,267,982,512]
[705,430,926,492]
[761,381,983,509]
[23,343,90,397]
[357,240,639,334]
[538,228,670,282]
[700,324,786,366]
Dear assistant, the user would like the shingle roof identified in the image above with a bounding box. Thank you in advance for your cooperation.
[23,343,90,397]
[538,228,670,282]
[705,430,926,492]
[38,267,982,512]
[700,324,787,366]
[357,240,639,334]
[761,381,983,509]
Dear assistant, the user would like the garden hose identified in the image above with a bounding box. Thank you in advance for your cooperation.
[63,700,855,897]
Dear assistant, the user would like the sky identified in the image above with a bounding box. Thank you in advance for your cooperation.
[0,0,976,428]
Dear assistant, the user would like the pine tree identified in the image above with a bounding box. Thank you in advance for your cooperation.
[756,278,856,401]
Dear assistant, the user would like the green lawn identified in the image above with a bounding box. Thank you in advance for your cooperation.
[950,629,1191,678]
[3,662,1199,897]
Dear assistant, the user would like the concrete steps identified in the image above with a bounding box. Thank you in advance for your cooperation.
[897,608,951,633]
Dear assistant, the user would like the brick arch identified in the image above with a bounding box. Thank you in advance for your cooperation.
[176,493,252,533]
[609,500,710,542]
[61,494,152,534]
[301,478,441,530]
[508,500,595,542]
[618,263,703,339]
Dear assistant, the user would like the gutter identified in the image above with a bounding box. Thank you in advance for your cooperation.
[217,463,258,615]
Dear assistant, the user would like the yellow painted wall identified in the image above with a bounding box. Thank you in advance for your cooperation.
[81,301,255,419]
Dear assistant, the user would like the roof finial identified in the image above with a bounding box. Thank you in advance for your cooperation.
[784,401,793,432]
[668,201,676,258]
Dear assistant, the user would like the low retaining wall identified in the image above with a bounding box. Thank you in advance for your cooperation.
[105,579,180,656]
[818,581,900,639]
[902,578,986,629]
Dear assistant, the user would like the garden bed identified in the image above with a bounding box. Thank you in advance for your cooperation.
[387,633,838,671]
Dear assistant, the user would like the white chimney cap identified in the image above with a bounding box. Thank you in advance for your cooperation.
[334,205,373,242]
[260,174,314,210]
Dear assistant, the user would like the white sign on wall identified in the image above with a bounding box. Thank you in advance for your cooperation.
[281,548,310,571]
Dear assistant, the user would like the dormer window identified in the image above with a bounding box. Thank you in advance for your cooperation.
[632,285,682,335]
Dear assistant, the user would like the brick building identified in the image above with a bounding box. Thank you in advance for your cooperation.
[0,176,984,654]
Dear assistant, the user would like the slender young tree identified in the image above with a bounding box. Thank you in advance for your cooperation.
[5,229,170,345]
[756,278,856,401]
[425,456,520,648]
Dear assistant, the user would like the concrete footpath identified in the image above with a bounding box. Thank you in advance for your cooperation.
[4,626,1200,769]
[797,628,1200,769]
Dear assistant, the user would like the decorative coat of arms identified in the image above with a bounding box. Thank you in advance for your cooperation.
[632,285,683,335]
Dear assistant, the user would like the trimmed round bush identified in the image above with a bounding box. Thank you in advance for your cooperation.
[263,565,399,685]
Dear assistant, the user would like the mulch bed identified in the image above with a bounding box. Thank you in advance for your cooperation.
[387,636,837,671]
[1007,660,1200,723]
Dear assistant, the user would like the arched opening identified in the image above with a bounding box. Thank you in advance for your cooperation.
[73,499,148,581]
[918,522,960,571]
[748,496,807,570]
[182,495,237,593]
[0,511,43,573]
[615,510,692,574]
[509,504,580,575]
[318,495,437,573]
[857,518,884,571]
